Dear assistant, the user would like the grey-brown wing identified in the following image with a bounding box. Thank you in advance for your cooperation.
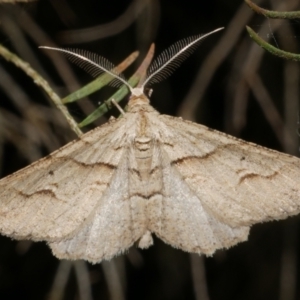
[49,149,149,263]
[0,117,128,242]
[147,144,250,255]
[159,115,300,229]
[48,140,151,263]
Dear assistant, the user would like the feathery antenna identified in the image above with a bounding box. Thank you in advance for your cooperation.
[40,28,224,97]
[140,27,224,89]
[39,47,133,92]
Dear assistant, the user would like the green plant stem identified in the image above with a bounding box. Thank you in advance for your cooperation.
[246,26,300,61]
[79,44,155,127]
[62,51,139,104]
[245,0,300,19]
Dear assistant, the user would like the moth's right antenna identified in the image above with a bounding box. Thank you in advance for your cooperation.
[140,27,224,90]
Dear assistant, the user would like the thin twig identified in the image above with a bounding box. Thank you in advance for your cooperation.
[0,0,36,2]
[102,260,125,300]
[0,44,83,136]
[74,261,93,300]
[247,73,293,147]
[0,62,67,153]
[177,0,264,120]
[48,260,72,300]
[57,0,149,44]
[279,220,298,300]
[190,254,210,300]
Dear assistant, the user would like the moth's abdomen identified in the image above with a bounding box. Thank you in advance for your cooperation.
[134,136,152,152]
[132,136,155,182]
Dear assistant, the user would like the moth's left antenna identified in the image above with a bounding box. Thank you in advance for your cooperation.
[39,47,134,93]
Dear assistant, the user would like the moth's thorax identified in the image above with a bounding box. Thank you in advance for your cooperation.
[127,93,151,112]
[129,95,160,193]
[134,136,152,164]
[131,134,163,205]
[133,120,153,170]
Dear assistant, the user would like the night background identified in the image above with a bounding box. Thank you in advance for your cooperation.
[0,0,299,299]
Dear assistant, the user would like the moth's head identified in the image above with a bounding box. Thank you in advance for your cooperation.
[128,27,224,101]
[131,87,144,97]
[128,79,151,106]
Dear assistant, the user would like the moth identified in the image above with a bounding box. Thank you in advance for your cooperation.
[0,27,300,264]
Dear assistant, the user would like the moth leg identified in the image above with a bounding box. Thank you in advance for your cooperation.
[111,99,126,116]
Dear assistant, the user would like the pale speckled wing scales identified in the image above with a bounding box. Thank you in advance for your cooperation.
[0,117,128,241]
[159,114,300,230]
[147,145,250,255]
[1,91,300,262]
[49,145,147,263]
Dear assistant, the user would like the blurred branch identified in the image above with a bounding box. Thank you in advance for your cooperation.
[7,5,83,91]
[0,64,64,154]
[0,108,45,162]
[227,15,293,139]
[57,0,150,44]
[283,60,300,155]
[228,0,299,138]
[178,0,264,120]
[0,44,83,136]
[0,45,141,138]
[246,73,293,147]
[48,260,72,300]
[0,0,36,2]
[279,221,298,300]
[74,261,93,300]
[102,260,125,300]
[190,255,210,300]
[4,3,96,121]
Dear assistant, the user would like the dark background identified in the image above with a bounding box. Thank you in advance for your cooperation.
[0,0,299,299]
